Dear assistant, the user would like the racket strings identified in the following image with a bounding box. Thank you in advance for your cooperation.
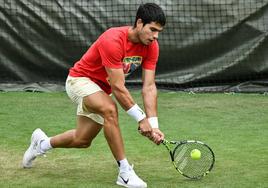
[173,142,214,178]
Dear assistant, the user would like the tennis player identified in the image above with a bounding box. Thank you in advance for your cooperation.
[23,3,166,188]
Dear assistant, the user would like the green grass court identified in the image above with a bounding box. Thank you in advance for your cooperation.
[0,91,267,188]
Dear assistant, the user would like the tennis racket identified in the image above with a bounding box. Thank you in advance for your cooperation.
[161,139,215,179]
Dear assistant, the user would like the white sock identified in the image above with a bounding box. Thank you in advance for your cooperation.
[40,137,53,153]
[117,158,130,171]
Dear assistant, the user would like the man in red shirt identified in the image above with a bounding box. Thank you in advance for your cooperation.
[23,3,166,188]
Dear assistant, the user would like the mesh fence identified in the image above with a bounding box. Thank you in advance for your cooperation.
[1,0,268,92]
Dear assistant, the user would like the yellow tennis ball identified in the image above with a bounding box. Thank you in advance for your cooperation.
[191,149,201,160]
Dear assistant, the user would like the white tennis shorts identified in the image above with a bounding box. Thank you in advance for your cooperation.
[65,76,104,125]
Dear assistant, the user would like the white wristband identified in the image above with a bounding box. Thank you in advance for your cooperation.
[126,104,146,122]
[148,117,159,128]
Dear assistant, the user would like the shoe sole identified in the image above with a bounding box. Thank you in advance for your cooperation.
[22,145,35,168]
[116,180,147,188]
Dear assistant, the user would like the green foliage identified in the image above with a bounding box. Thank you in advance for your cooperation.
[0,91,267,188]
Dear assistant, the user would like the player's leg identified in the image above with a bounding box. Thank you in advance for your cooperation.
[50,115,102,148]
[22,115,103,168]
[82,91,125,160]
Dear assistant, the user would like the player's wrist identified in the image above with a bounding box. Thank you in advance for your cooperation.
[148,117,159,128]
[126,104,146,122]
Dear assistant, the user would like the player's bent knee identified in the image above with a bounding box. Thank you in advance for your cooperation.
[102,103,118,119]
[74,139,92,148]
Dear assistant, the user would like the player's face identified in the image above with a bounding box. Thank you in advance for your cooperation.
[137,20,163,45]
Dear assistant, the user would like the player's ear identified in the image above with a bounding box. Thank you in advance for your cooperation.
[136,18,143,29]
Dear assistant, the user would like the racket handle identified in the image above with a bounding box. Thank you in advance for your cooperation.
[161,139,168,145]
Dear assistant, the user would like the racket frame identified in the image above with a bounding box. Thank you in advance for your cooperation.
[162,139,215,179]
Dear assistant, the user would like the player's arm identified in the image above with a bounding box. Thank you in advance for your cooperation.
[105,67,152,137]
[142,69,157,117]
[142,68,164,144]
[105,67,134,110]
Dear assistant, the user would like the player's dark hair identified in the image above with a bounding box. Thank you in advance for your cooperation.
[134,3,166,28]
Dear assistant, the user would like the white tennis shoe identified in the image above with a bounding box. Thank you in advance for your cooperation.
[22,128,48,168]
[116,165,147,188]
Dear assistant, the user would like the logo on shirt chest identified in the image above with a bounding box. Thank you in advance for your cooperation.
[122,56,142,76]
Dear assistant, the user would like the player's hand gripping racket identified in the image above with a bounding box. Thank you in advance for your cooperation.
[161,139,215,179]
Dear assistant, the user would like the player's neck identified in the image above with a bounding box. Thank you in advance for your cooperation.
[128,27,141,44]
